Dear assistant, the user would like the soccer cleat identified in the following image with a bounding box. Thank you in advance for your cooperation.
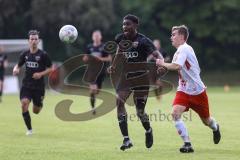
[120,138,133,151]
[145,128,153,148]
[26,130,33,136]
[92,109,96,115]
[179,142,194,153]
[213,124,221,144]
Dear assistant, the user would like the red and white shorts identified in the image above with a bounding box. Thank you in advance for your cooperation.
[173,90,210,118]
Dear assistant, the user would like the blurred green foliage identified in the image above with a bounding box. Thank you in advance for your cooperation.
[0,0,239,70]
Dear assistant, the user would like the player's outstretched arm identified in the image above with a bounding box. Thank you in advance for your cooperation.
[153,50,164,60]
[156,59,181,71]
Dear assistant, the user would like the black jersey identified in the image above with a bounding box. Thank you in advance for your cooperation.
[0,54,7,74]
[114,33,156,90]
[86,43,109,75]
[115,33,156,78]
[18,49,52,90]
[115,33,156,63]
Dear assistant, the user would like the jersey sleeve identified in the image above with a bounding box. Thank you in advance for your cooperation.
[114,33,123,44]
[43,52,52,68]
[143,38,156,56]
[172,47,187,67]
[18,52,26,67]
[101,43,110,57]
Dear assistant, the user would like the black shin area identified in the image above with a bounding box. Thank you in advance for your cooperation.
[22,111,32,130]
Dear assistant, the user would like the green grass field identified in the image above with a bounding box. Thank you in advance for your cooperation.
[0,87,240,160]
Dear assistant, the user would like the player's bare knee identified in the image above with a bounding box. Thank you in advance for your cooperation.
[95,89,100,94]
[21,99,30,107]
[33,107,41,114]
[33,110,40,114]
[90,89,94,94]
[201,117,210,126]
[172,105,185,121]
[171,110,181,121]
[94,89,98,94]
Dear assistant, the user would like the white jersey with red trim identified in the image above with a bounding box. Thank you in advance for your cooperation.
[172,43,206,95]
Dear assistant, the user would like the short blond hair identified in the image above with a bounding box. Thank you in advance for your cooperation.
[172,25,189,41]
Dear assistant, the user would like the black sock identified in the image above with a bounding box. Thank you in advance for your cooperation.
[185,142,191,146]
[0,90,2,97]
[118,114,129,138]
[90,93,95,108]
[139,113,151,131]
[22,111,32,130]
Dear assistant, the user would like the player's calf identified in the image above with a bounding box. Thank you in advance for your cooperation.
[22,111,32,135]
[21,98,30,112]
[201,117,221,144]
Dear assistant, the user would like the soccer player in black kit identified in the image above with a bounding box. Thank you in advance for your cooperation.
[109,14,164,150]
[13,30,52,135]
[0,46,8,102]
[83,30,112,114]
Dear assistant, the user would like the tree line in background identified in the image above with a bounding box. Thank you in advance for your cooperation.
[0,0,239,70]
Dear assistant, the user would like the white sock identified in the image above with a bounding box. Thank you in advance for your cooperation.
[209,117,218,131]
[175,119,190,142]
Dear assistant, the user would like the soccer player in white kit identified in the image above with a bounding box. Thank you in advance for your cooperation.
[156,25,221,153]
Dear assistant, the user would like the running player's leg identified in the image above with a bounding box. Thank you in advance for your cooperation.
[32,89,45,114]
[90,74,104,115]
[190,90,221,144]
[30,90,43,134]
[172,91,194,153]
[201,117,221,144]
[133,89,153,148]
[96,74,104,94]
[89,84,97,113]
[172,105,194,153]
[117,90,132,150]
[20,87,32,135]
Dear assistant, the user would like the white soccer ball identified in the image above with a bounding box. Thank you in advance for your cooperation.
[59,25,78,44]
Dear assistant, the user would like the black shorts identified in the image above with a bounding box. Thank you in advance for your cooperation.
[20,87,45,107]
[116,80,150,92]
